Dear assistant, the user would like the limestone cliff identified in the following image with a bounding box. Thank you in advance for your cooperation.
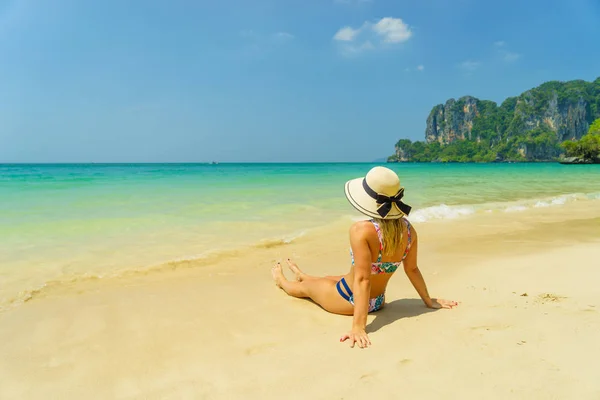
[426,96,480,144]
[392,77,600,162]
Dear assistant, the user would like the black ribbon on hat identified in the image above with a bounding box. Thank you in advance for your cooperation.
[362,179,412,218]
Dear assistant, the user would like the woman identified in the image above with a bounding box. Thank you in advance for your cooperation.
[271,166,458,348]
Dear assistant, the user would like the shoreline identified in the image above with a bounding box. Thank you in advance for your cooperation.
[2,193,599,312]
[2,192,600,311]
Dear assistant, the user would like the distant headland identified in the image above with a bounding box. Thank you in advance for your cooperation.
[388,77,600,163]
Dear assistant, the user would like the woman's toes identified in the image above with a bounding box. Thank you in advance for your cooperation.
[286,259,303,281]
[271,265,283,287]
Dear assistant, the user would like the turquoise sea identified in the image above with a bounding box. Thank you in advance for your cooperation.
[2,163,600,309]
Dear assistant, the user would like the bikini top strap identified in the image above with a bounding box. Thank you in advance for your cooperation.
[370,219,384,262]
[403,218,413,257]
[369,220,384,248]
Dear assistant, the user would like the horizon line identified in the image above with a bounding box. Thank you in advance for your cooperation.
[0,161,388,165]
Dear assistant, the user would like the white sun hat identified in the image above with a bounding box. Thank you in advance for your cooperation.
[344,166,412,220]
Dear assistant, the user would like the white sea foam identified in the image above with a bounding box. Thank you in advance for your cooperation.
[282,230,307,243]
[534,201,550,208]
[504,205,528,212]
[551,194,575,205]
[533,194,579,208]
[349,191,598,224]
[409,204,476,223]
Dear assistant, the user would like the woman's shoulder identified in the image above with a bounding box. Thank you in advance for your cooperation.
[349,219,377,236]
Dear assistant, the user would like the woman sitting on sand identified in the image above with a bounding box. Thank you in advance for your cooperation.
[271,166,457,348]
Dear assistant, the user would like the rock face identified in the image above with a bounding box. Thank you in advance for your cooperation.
[395,147,410,162]
[559,156,599,164]
[518,142,562,160]
[392,77,600,162]
[426,96,479,145]
[511,90,590,142]
[426,85,596,146]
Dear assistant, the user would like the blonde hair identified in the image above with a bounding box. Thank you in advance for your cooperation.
[375,218,404,257]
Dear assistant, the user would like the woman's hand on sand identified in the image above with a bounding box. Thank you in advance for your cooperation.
[340,328,371,348]
[428,298,458,309]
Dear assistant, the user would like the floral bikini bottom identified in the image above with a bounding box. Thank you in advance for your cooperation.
[336,277,385,313]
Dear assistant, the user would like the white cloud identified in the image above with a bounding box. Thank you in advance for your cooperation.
[359,41,375,51]
[502,51,520,62]
[339,40,375,56]
[272,32,294,43]
[274,32,294,39]
[404,65,425,72]
[333,16,412,55]
[372,17,412,43]
[493,41,521,63]
[333,26,362,41]
[459,60,481,71]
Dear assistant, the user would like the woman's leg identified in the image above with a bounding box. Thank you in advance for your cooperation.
[272,263,353,315]
[285,259,343,282]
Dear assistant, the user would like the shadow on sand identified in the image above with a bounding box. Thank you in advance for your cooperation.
[367,298,437,333]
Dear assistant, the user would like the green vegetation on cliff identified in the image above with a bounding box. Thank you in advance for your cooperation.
[389,77,600,162]
[561,119,600,162]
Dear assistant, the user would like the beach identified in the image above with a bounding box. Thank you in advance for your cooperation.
[1,164,600,399]
[1,190,600,399]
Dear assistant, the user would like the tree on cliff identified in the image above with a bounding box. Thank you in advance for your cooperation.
[562,118,600,161]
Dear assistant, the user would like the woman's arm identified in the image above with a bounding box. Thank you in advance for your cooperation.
[340,223,372,348]
[403,225,458,309]
[402,227,434,307]
[349,224,371,330]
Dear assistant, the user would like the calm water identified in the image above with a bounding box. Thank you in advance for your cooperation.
[1,163,600,307]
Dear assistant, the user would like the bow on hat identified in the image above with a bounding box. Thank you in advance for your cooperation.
[362,179,412,218]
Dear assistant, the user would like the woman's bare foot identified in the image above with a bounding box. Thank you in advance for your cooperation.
[286,259,305,281]
[271,263,286,288]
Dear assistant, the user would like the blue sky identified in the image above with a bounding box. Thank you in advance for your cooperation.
[1,0,599,163]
